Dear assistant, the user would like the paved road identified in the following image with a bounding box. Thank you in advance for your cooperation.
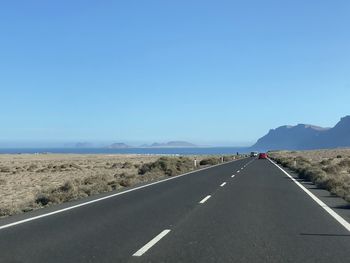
[0,157,349,263]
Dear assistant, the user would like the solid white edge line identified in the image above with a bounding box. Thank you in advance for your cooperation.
[199,195,211,204]
[220,182,226,187]
[0,158,248,231]
[133,229,171,256]
[269,159,350,232]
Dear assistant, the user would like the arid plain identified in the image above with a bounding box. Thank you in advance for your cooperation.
[0,154,238,217]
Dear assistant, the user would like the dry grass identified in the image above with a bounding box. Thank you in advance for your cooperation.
[0,153,242,217]
[0,154,158,217]
[269,149,350,202]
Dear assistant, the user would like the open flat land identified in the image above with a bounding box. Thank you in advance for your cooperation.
[269,148,350,202]
[0,154,238,217]
[270,148,350,161]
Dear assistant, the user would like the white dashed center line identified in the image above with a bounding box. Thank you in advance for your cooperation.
[133,229,171,257]
[220,182,226,187]
[199,195,211,204]
[231,174,235,178]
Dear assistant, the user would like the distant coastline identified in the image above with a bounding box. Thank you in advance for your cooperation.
[0,147,250,155]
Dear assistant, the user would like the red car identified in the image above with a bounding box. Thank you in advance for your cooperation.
[258,153,268,159]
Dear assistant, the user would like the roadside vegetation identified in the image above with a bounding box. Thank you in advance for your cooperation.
[0,154,243,217]
[138,156,194,177]
[269,149,350,202]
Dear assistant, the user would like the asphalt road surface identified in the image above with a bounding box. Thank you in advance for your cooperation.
[0,157,349,263]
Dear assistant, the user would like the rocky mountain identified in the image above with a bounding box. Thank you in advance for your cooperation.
[252,116,350,150]
[318,116,350,148]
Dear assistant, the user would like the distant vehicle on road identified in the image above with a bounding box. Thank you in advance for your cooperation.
[250,152,258,157]
[258,153,268,159]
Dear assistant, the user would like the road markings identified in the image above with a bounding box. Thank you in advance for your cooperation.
[220,182,226,187]
[133,229,171,257]
[237,170,240,173]
[231,174,235,178]
[0,158,250,231]
[199,195,211,204]
[269,159,350,232]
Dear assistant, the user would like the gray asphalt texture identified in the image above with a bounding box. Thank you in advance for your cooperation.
[0,158,349,263]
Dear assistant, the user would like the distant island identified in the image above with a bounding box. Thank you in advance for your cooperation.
[106,141,197,149]
[108,143,131,149]
[142,141,197,148]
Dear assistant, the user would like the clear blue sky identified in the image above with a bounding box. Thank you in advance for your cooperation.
[1,1,349,147]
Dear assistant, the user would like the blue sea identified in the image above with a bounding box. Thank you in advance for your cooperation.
[0,147,252,155]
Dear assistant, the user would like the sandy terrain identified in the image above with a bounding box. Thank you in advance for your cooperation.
[0,154,238,217]
[0,154,157,216]
[270,148,350,162]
